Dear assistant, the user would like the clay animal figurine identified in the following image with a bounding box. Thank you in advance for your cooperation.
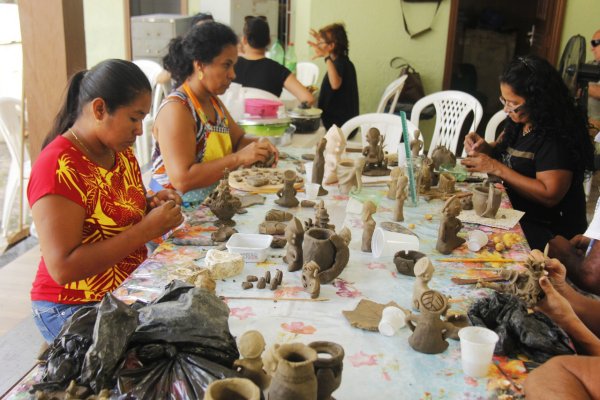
[410,129,424,159]
[312,137,329,196]
[233,330,271,391]
[204,172,241,226]
[430,145,457,170]
[314,200,335,230]
[412,257,435,310]
[361,201,377,252]
[275,170,300,207]
[477,249,547,308]
[283,217,304,272]
[437,172,456,194]
[419,157,434,193]
[302,261,321,299]
[436,195,466,254]
[362,127,390,176]
[303,226,351,284]
[323,125,347,184]
[337,160,358,195]
[393,250,425,277]
[406,290,460,354]
[472,183,502,218]
[387,167,403,200]
[393,175,409,222]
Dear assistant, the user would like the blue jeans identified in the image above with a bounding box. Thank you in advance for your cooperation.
[31,300,90,343]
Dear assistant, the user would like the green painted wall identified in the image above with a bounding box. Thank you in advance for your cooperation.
[84,0,126,67]
[560,0,598,63]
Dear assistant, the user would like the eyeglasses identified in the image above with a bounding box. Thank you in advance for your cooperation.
[592,39,600,48]
[245,15,267,22]
[499,96,525,113]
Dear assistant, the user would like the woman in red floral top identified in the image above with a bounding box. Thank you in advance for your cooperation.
[28,59,184,343]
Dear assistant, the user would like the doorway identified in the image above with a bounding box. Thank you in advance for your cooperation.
[442,0,566,134]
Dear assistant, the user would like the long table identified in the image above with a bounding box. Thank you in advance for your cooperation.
[4,151,530,399]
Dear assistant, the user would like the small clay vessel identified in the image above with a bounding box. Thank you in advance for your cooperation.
[275,170,300,208]
[303,228,336,272]
[269,343,318,400]
[302,261,321,299]
[337,160,357,195]
[472,184,502,218]
[431,145,456,170]
[437,172,456,194]
[203,378,260,400]
[308,341,345,400]
[393,250,425,277]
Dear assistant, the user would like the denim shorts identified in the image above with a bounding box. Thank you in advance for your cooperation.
[31,300,91,343]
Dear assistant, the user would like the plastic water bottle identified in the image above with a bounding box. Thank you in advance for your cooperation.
[284,42,297,73]
[268,39,284,65]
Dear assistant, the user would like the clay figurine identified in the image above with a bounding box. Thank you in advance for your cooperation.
[323,125,347,184]
[265,209,293,222]
[337,160,358,195]
[472,183,502,218]
[412,257,435,310]
[314,200,335,230]
[387,167,403,200]
[204,170,241,226]
[406,290,460,354]
[393,250,425,277]
[410,129,424,158]
[353,157,366,193]
[362,127,390,176]
[431,145,457,170]
[460,194,473,210]
[259,221,287,235]
[361,200,377,252]
[419,157,434,193]
[436,195,466,254]
[393,175,409,222]
[233,330,271,391]
[283,217,304,272]
[275,170,300,207]
[211,226,238,242]
[477,249,547,308]
[302,261,321,299]
[437,172,456,194]
[308,341,345,400]
[303,226,351,284]
[269,343,318,400]
[312,137,329,196]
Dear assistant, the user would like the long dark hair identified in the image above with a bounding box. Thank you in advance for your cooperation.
[163,21,238,86]
[244,16,270,49]
[44,59,151,149]
[319,23,349,57]
[500,55,594,173]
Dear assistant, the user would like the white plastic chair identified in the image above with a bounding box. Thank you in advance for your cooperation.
[376,75,408,114]
[242,86,281,102]
[133,59,170,167]
[0,97,31,238]
[484,109,507,142]
[295,62,319,87]
[410,90,483,158]
[340,113,420,158]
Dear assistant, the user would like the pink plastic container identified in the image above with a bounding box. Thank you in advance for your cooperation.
[245,98,282,117]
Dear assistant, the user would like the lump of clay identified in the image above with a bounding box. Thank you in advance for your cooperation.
[246,175,270,187]
[205,249,244,279]
[431,145,456,170]
[265,209,293,222]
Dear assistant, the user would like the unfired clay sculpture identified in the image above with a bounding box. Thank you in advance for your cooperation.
[211,226,238,242]
[436,195,465,254]
[314,200,335,230]
[387,167,403,200]
[393,250,425,277]
[323,125,346,185]
[419,157,434,193]
[393,175,409,222]
[308,341,345,400]
[269,343,318,400]
[412,257,435,310]
[203,378,260,400]
[410,130,424,159]
[233,330,271,391]
[431,145,457,170]
[259,221,287,235]
[438,172,456,194]
[337,160,358,195]
[472,183,502,218]
[354,157,365,193]
[275,170,300,207]
[204,172,241,226]
[266,209,293,222]
[312,137,329,196]
[406,290,460,354]
[303,227,351,284]
[361,201,377,252]
[302,261,321,299]
[362,127,390,176]
[283,217,304,272]
[460,194,473,211]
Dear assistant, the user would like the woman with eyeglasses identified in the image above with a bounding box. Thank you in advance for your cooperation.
[234,16,314,104]
[462,55,594,250]
[308,23,359,131]
[150,22,278,204]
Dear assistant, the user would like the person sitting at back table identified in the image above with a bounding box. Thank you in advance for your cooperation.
[461,55,594,250]
[234,16,314,105]
[151,22,278,204]
[28,59,184,343]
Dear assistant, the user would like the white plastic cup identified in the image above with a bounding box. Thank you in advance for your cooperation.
[458,326,499,378]
[378,306,406,336]
[371,227,420,258]
[467,230,488,252]
[305,182,320,200]
[304,161,314,183]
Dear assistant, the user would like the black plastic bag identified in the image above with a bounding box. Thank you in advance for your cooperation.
[468,292,575,363]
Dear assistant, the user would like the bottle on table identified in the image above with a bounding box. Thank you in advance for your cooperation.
[268,39,285,65]
[284,42,297,73]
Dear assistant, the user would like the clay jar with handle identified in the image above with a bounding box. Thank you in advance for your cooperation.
[308,341,345,400]
[472,184,502,218]
[269,343,318,400]
[204,377,260,400]
[303,228,336,271]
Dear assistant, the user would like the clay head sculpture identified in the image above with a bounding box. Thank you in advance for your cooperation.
[436,195,465,254]
[234,330,270,391]
[413,257,435,311]
[302,261,321,299]
[283,217,304,272]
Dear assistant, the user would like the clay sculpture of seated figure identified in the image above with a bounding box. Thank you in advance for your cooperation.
[436,195,465,254]
[362,127,389,176]
[412,257,434,310]
[430,145,456,171]
[275,170,299,208]
[233,330,271,391]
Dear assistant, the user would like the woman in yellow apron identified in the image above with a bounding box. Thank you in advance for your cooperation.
[151,21,277,204]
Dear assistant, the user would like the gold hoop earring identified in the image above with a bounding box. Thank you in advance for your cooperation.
[198,71,204,81]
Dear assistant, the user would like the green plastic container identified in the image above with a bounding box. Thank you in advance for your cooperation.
[238,116,291,137]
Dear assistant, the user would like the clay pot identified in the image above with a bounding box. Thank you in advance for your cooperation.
[204,378,260,400]
[393,250,426,277]
[303,228,336,271]
[472,185,502,218]
[308,341,345,400]
[336,160,356,195]
[269,343,318,400]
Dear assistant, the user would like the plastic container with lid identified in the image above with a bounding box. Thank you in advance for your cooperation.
[226,233,273,262]
[287,105,323,133]
[245,98,283,118]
